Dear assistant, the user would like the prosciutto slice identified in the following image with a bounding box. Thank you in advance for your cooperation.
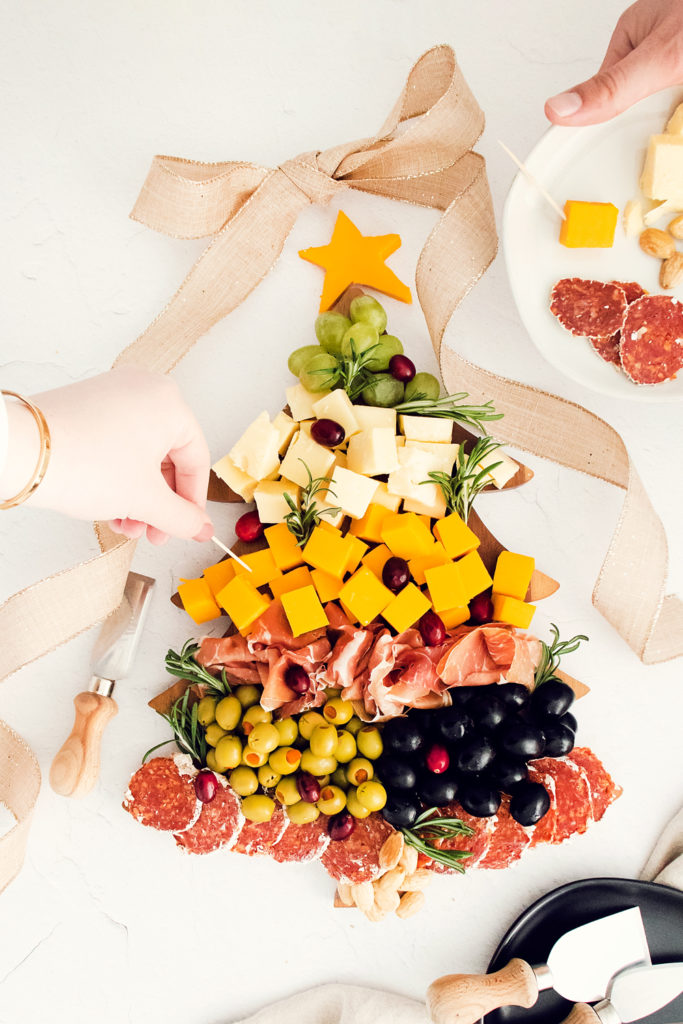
[437,625,541,689]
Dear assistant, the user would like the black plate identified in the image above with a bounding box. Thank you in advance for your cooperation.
[486,878,683,1024]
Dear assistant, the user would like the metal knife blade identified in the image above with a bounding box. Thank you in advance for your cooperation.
[90,571,155,687]
[603,961,683,1023]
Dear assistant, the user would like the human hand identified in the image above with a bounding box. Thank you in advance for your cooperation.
[546,0,683,126]
[1,368,213,544]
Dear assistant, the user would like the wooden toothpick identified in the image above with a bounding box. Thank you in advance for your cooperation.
[211,535,252,572]
[498,139,567,220]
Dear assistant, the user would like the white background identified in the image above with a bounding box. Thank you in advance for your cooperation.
[1,2,682,1023]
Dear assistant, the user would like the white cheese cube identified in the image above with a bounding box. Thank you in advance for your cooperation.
[315,499,345,528]
[640,134,683,201]
[253,479,301,524]
[387,446,439,499]
[313,390,361,439]
[478,450,518,489]
[346,428,399,476]
[229,411,280,481]
[371,481,402,512]
[666,102,683,134]
[272,411,298,454]
[334,450,348,470]
[351,405,397,431]
[279,431,336,488]
[403,485,447,518]
[326,465,378,519]
[623,199,645,236]
[399,415,453,443]
[298,420,314,438]
[212,455,258,502]
[286,383,328,422]
[405,440,458,475]
[643,199,679,226]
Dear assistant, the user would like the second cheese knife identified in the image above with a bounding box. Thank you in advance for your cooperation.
[561,960,683,1024]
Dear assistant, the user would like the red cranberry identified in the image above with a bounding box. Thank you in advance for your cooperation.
[469,592,494,625]
[382,556,410,593]
[235,509,264,543]
[419,609,447,646]
[285,664,310,695]
[328,810,355,841]
[311,418,345,448]
[425,743,450,774]
[389,355,416,382]
[297,772,321,803]
[194,770,218,803]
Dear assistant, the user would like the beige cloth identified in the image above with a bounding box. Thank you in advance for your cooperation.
[232,985,429,1024]
[641,805,683,891]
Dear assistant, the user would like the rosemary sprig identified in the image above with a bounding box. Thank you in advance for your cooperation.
[401,808,475,873]
[142,688,207,767]
[283,461,341,546]
[424,435,505,522]
[165,640,232,698]
[309,341,380,401]
[395,393,503,432]
[535,623,589,688]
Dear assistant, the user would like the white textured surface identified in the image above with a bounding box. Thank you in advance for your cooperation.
[0,3,682,1023]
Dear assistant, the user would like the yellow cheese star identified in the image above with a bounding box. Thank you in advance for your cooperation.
[299,210,412,312]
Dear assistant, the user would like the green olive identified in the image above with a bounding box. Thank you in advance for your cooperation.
[215,695,242,731]
[229,766,258,796]
[361,373,404,408]
[346,757,374,786]
[324,687,342,698]
[323,698,354,725]
[317,774,331,788]
[247,722,280,754]
[300,352,339,393]
[205,749,223,774]
[335,730,357,764]
[275,776,301,806]
[405,371,440,403]
[357,726,383,760]
[258,764,281,789]
[241,747,268,768]
[331,767,350,790]
[197,696,217,726]
[300,750,337,777]
[241,794,275,823]
[356,779,387,811]
[269,746,302,775]
[205,723,228,747]
[316,785,347,815]
[242,705,272,735]
[314,313,351,357]
[346,786,371,819]
[365,334,403,372]
[286,800,321,824]
[340,322,379,359]
[214,734,242,771]
[288,344,324,376]
[298,711,326,740]
[349,295,387,334]
[344,716,363,736]
[274,717,298,746]
[309,723,339,758]
[235,684,261,709]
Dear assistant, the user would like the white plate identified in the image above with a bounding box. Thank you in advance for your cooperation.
[503,87,683,402]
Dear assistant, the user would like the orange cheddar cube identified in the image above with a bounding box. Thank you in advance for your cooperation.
[345,535,369,575]
[281,585,329,637]
[269,566,314,600]
[311,568,344,603]
[302,525,354,579]
[492,593,536,629]
[339,567,394,627]
[216,576,271,633]
[559,200,618,249]
[178,578,222,624]
[456,550,493,600]
[235,548,283,588]
[493,551,535,601]
[265,523,304,571]
[409,542,450,586]
[349,503,393,543]
[381,512,435,560]
[434,512,480,560]
[439,605,470,629]
[318,520,343,537]
[202,559,236,597]
[383,583,431,634]
[361,543,392,581]
[425,561,468,613]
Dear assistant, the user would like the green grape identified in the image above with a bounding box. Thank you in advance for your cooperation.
[340,322,379,359]
[361,373,404,408]
[315,312,351,356]
[365,334,403,371]
[405,371,440,402]
[349,295,388,334]
[300,352,339,393]
[288,344,323,377]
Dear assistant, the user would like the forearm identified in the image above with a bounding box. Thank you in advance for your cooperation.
[0,395,42,502]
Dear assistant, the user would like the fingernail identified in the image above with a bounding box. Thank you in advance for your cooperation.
[547,91,582,118]
[194,522,214,543]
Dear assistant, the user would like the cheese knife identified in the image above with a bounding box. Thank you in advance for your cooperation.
[561,961,683,1024]
[49,571,155,798]
[427,907,650,1024]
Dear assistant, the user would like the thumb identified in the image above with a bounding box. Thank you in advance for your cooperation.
[545,44,664,126]
[146,481,212,540]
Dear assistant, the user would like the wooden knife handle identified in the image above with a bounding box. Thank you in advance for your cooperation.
[561,1005,601,1024]
[427,959,539,1024]
[50,691,118,798]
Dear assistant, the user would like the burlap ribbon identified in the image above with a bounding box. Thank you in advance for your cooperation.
[0,44,680,894]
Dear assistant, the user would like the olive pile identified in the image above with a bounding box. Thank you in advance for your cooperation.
[287,295,441,408]
[197,686,388,837]
[375,679,578,830]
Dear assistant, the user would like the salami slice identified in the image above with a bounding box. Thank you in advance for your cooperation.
[620,295,683,384]
[426,803,497,873]
[589,333,621,366]
[569,747,621,821]
[174,776,244,854]
[526,765,558,847]
[123,755,199,832]
[234,803,289,856]
[532,757,592,843]
[478,796,534,870]
[269,815,331,863]
[611,281,646,305]
[320,814,395,884]
[550,279,627,338]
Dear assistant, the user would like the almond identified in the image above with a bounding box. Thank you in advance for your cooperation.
[396,890,426,919]
[398,844,419,874]
[400,869,433,892]
[375,867,406,895]
[668,215,683,239]
[337,883,354,907]
[379,831,404,871]
[374,887,401,913]
[660,251,683,289]
[640,228,675,259]
[351,881,374,913]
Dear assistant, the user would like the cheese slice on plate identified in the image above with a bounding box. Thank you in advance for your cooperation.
[640,134,683,202]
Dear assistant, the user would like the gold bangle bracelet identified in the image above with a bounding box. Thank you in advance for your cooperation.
[0,390,52,510]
